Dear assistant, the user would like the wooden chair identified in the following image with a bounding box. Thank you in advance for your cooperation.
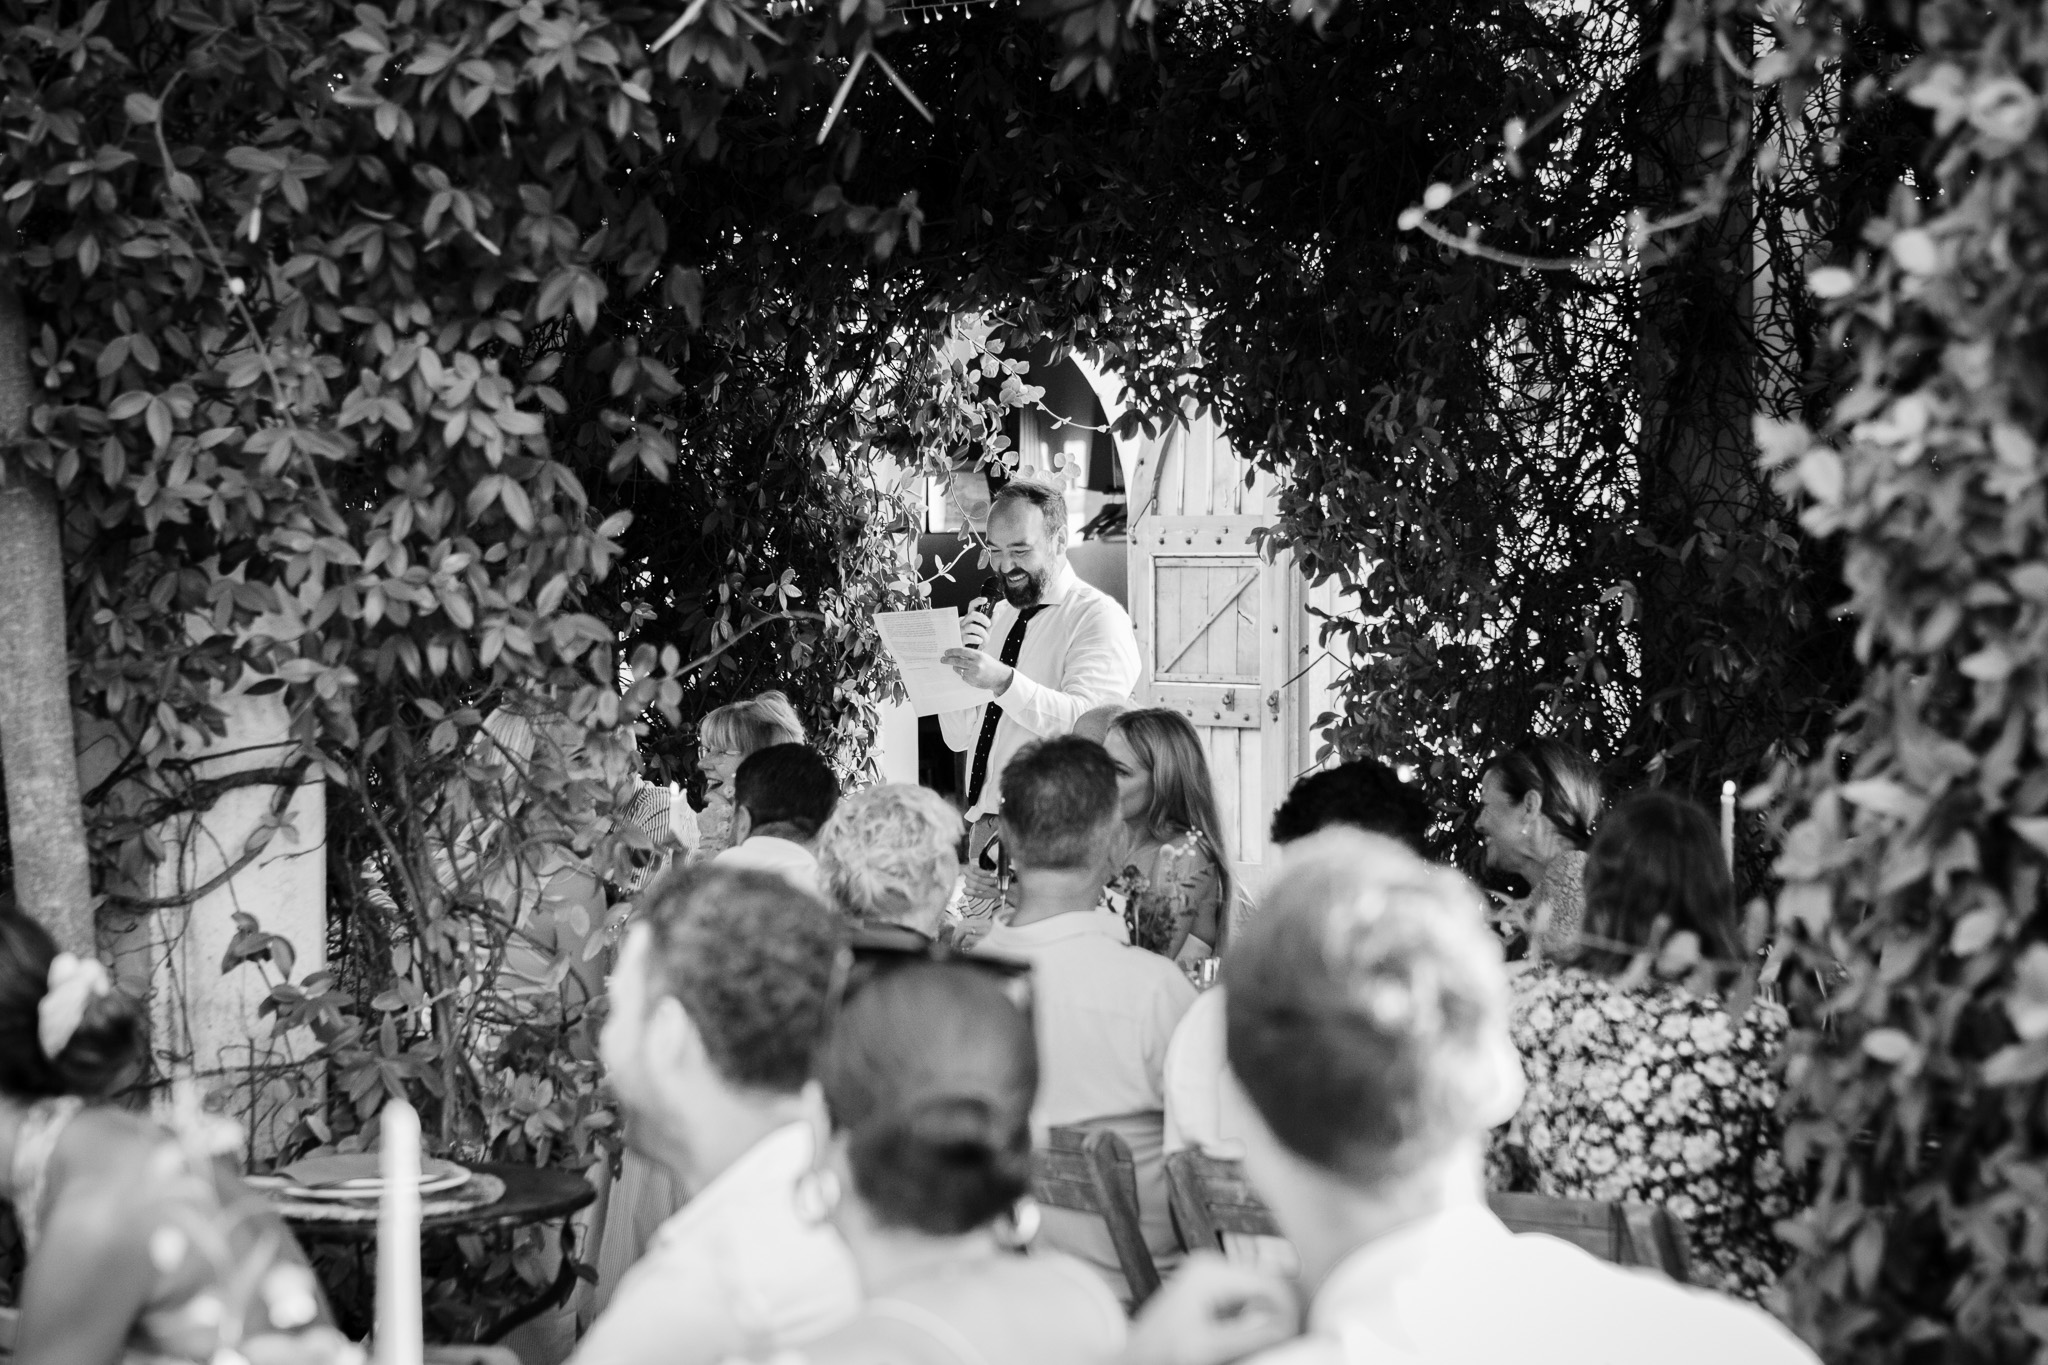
[1165,1148,1281,1252]
[1164,1150,1692,1283]
[1031,1126,1162,1306]
[1487,1190,1692,1282]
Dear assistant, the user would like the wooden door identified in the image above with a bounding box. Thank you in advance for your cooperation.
[1127,410,1304,898]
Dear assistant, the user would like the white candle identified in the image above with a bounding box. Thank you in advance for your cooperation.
[1720,780,1738,874]
[376,1098,424,1365]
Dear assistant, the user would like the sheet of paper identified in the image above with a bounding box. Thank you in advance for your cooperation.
[874,608,989,716]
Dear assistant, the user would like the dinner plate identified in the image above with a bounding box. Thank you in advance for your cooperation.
[272,1155,472,1202]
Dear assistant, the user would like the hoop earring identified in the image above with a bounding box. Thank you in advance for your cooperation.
[994,1196,1040,1250]
[793,1167,843,1225]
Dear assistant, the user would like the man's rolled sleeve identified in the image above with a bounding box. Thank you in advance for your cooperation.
[997,601,1143,738]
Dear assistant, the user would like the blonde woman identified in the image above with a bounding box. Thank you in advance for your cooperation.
[694,691,805,856]
[1102,709,1234,964]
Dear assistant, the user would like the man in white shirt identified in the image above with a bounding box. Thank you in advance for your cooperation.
[939,478,1141,933]
[975,737,1196,1301]
[575,863,858,1365]
[1129,829,1820,1365]
[711,743,836,894]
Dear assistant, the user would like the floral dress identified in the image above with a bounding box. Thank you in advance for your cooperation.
[1104,828,1225,958]
[1492,965,1793,1300]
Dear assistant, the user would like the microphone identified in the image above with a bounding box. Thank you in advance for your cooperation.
[964,574,1002,651]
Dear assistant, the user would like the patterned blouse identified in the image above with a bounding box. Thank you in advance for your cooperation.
[1492,965,1793,1300]
[1104,828,1226,958]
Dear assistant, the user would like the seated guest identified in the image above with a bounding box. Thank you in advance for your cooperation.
[1268,756,1431,856]
[1165,756,1430,1161]
[814,783,964,943]
[1072,700,1131,745]
[1475,739,1604,958]
[1136,828,1816,1364]
[1103,709,1234,964]
[713,743,838,892]
[575,866,857,1365]
[780,955,1126,1365]
[695,691,807,855]
[976,737,1197,1300]
[0,912,337,1365]
[1497,789,1792,1300]
[594,694,804,1319]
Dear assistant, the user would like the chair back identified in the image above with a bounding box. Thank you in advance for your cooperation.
[1486,1191,1692,1282]
[1164,1148,1280,1253]
[1163,1153,1691,1284]
[1031,1126,1162,1305]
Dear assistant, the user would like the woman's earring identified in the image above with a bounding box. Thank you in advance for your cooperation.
[793,1168,843,1225]
[993,1196,1040,1250]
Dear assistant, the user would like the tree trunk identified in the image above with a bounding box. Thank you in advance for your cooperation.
[0,281,93,952]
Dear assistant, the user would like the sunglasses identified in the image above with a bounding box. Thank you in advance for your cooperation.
[823,927,1035,1027]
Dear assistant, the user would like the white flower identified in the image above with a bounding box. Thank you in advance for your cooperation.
[1651,1131,1684,1161]
[1659,1014,1692,1041]
[1620,1072,1652,1106]
[1690,1014,1735,1054]
[1526,1002,1556,1033]
[1585,1063,1622,1101]
[1586,1146,1619,1176]
[1667,1193,1700,1221]
[1616,1124,1646,1155]
[1701,1056,1737,1088]
[1670,1073,1706,1107]
[1599,993,1638,1022]
[1680,1132,1723,1171]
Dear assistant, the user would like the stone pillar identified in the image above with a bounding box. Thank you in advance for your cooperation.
[85,683,326,1158]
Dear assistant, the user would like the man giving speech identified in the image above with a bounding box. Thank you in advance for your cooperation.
[940,478,1140,937]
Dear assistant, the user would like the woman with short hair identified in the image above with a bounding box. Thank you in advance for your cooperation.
[696,691,806,855]
[814,785,964,939]
[1102,709,1235,963]
[781,957,1125,1365]
[1495,789,1791,1300]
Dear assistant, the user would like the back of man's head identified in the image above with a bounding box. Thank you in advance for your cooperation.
[815,783,964,934]
[1226,829,1522,1188]
[999,737,1117,871]
[637,863,846,1092]
[734,743,839,839]
[1270,758,1431,854]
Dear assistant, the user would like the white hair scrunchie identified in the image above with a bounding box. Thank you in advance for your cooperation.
[39,953,112,1062]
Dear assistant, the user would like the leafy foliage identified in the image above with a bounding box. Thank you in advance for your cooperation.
[1741,0,2048,1357]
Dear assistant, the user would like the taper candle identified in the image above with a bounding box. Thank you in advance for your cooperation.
[375,1098,423,1365]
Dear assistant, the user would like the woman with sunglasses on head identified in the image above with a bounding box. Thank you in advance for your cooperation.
[0,912,336,1365]
[1473,738,1604,960]
[1102,709,1235,966]
[777,955,1125,1365]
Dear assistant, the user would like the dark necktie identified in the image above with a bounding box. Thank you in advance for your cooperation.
[965,603,1049,810]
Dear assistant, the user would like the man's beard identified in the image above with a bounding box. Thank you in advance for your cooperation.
[1001,567,1046,607]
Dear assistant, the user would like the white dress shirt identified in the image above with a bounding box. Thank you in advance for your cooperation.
[1249,1201,1819,1365]
[571,1123,859,1365]
[713,835,821,895]
[1162,987,1258,1158]
[939,562,1141,821]
[976,911,1195,1297]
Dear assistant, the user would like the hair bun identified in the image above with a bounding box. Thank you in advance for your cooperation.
[52,986,143,1098]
